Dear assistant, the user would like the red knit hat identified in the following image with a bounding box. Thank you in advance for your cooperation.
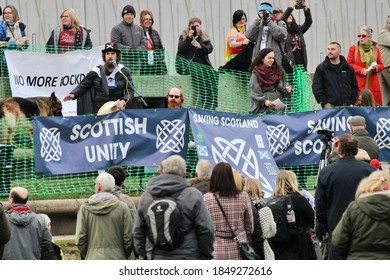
[370,159,381,169]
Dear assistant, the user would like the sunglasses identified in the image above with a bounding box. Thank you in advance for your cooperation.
[357,34,368,38]
[169,94,181,99]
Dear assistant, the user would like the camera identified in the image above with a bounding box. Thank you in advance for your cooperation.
[191,25,197,37]
[296,0,305,9]
[317,129,334,142]
[262,10,270,20]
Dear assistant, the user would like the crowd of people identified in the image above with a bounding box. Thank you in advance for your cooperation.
[2,133,388,260]
[0,1,389,113]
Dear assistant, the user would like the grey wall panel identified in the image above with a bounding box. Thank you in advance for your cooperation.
[1,0,389,72]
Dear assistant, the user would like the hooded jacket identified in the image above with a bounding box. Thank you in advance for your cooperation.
[2,204,52,260]
[188,176,210,194]
[332,191,390,259]
[177,29,213,67]
[133,173,215,260]
[75,192,133,260]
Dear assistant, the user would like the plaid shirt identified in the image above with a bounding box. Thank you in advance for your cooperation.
[204,191,254,260]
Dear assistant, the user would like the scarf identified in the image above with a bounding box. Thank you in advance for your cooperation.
[359,42,374,66]
[6,21,23,41]
[236,24,245,33]
[253,64,283,87]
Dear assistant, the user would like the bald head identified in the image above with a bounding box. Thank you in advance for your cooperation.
[9,187,29,204]
[167,87,184,108]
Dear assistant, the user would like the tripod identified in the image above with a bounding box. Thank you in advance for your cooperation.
[316,135,332,183]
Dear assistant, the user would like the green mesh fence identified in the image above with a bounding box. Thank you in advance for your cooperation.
[0,46,319,197]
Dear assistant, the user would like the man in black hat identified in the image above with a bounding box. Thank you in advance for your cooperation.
[63,42,134,115]
[110,5,146,50]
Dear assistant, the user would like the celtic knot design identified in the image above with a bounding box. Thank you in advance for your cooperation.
[266,124,290,155]
[374,118,390,149]
[211,137,274,197]
[156,119,186,153]
[40,127,62,162]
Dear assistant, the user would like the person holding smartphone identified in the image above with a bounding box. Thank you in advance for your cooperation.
[280,0,312,72]
[176,17,218,110]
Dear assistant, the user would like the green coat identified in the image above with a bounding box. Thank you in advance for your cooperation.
[332,191,390,259]
[352,128,379,160]
[76,192,133,260]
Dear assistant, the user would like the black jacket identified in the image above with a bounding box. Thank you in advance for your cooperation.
[72,65,134,115]
[268,193,316,260]
[315,157,377,233]
[312,55,358,106]
[280,7,312,68]
[177,30,213,67]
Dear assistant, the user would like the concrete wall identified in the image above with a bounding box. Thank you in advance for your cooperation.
[0,0,388,73]
[2,197,140,236]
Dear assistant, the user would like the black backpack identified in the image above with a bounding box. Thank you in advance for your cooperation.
[145,189,185,251]
[266,195,299,243]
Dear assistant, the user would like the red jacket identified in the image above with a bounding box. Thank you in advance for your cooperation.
[347,42,384,105]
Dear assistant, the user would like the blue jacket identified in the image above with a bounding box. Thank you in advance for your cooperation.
[0,20,27,49]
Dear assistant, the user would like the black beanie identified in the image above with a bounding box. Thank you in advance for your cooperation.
[122,5,136,17]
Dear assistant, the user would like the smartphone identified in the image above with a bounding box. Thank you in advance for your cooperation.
[191,26,197,37]
[296,0,305,9]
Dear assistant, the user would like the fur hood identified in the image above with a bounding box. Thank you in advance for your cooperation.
[188,176,210,186]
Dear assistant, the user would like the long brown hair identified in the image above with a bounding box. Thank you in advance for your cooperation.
[359,89,377,107]
[209,162,239,197]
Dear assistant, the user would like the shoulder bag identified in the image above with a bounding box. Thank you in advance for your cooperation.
[213,194,260,260]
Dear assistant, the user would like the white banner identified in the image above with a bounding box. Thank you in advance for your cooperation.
[5,46,104,116]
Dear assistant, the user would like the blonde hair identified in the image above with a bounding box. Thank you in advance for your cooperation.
[355,171,390,198]
[233,170,245,191]
[355,148,370,161]
[60,8,81,31]
[244,178,264,201]
[274,170,299,196]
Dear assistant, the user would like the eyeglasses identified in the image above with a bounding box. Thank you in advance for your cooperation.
[60,15,70,19]
[3,12,13,15]
[169,94,181,99]
[357,34,368,38]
